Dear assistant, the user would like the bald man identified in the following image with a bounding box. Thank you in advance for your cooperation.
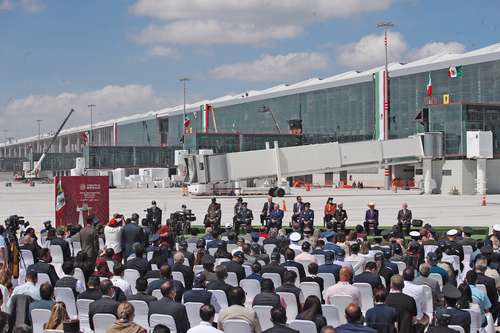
[323,267,361,306]
[336,303,376,333]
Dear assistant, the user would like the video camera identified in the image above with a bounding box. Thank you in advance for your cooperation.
[4,215,29,241]
[168,209,195,237]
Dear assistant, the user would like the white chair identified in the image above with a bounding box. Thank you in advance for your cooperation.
[93,313,116,333]
[299,282,322,300]
[277,292,298,322]
[329,295,353,324]
[147,251,154,261]
[72,241,82,256]
[210,289,228,309]
[152,289,163,300]
[463,245,473,268]
[129,300,150,330]
[36,273,52,288]
[49,245,64,264]
[263,244,276,254]
[289,319,318,333]
[485,312,495,333]
[322,304,340,327]
[296,260,312,273]
[314,254,325,266]
[73,267,86,291]
[391,261,406,275]
[225,272,239,287]
[448,325,465,333]
[223,319,252,333]
[428,273,443,289]
[149,314,177,333]
[76,299,93,332]
[353,283,373,314]
[240,279,261,304]
[31,308,51,333]
[345,260,363,275]
[54,287,78,318]
[215,258,230,266]
[420,284,433,320]
[243,265,252,277]
[194,265,204,275]
[185,302,203,327]
[172,271,186,287]
[20,249,34,268]
[262,273,282,288]
[208,248,217,256]
[183,258,190,267]
[253,305,274,331]
[106,260,115,273]
[317,273,336,289]
[464,307,481,333]
[424,245,438,257]
[123,269,140,293]
[284,266,300,287]
[187,242,196,253]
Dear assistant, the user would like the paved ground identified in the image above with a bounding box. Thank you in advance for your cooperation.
[1,181,498,232]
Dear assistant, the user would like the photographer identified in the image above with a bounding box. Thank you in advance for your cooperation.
[145,201,162,234]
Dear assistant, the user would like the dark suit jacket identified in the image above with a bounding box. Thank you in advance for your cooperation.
[146,278,184,302]
[9,294,33,328]
[261,202,274,216]
[173,263,195,289]
[436,307,470,333]
[206,279,232,298]
[183,289,212,305]
[149,297,190,333]
[252,292,281,307]
[50,238,72,262]
[336,323,377,333]
[276,283,302,308]
[79,225,99,260]
[88,296,119,330]
[318,263,341,283]
[27,261,59,286]
[397,209,412,223]
[261,263,286,282]
[126,257,151,276]
[77,288,102,300]
[263,324,299,333]
[353,271,383,290]
[221,260,246,282]
[281,261,306,281]
[303,276,324,295]
[365,303,397,333]
[121,223,146,259]
[365,209,379,224]
[128,292,157,304]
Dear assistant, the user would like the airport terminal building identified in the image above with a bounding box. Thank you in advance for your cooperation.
[2,43,500,194]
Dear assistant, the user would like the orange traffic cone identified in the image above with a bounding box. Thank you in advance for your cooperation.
[482,193,487,206]
[282,199,287,212]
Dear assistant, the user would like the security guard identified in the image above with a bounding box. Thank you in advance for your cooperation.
[299,202,314,229]
[148,201,162,234]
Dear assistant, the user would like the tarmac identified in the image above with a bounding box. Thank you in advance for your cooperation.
[0,181,498,232]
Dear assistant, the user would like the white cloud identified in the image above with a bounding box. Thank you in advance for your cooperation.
[2,85,167,138]
[407,41,466,61]
[0,0,43,13]
[337,32,465,70]
[129,0,392,45]
[147,46,179,58]
[210,52,329,81]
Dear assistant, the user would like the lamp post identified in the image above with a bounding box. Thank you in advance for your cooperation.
[377,21,394,190]
[88,104,96,145]
[179,78,190,149]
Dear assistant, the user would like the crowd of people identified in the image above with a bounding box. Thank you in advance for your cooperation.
[0,196,498,333]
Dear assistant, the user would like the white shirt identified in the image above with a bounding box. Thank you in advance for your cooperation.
[111,276,132,296]
[104,226,122,253]
[7,282,40,313]
[403,280,427,320]
[295,251,317,263]
[187,321,223,333]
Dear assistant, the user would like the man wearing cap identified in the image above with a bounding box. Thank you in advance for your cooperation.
[319,251,342,283]
[397,203,412,236]
[221,251,246,283]
[262,252,287,282]
[427,313,456,333]
[364,202,379,235]
[146,200,162,234]
[299,202,314,229]
[446,229,464,263]
[333,248,353,271]
[436,284,470,333]
[295,241,318,264]
[288,232,302,253]
[323,231,340,252]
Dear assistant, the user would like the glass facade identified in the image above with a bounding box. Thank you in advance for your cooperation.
[84,146,179,169]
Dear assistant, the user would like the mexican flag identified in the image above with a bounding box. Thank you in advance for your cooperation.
[426,73,432,96]
[55,179,65,220]
[183,116,191,129]
[448,65,463,78]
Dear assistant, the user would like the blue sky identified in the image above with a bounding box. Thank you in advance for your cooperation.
[1,0,500,138]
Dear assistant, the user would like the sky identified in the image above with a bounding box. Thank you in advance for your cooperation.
[1,0,500,139]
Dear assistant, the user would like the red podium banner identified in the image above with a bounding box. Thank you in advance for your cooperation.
[55,176,109,227]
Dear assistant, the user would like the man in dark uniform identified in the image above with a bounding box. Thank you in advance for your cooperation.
[458,226,476,248]
[299,202,314,229]
[436,284,471,333]
[353,261,383,290]
[204,198,221,231]
[396,202,412,236]
[260,196,274,226]
[446,229,464,263]
[333,203,348,231]
[427,313,457,333]
[235,202,253,234]
[364,202,379,235]
[147,201,162,234]
[233,197,243,225]
[292,196,304,224]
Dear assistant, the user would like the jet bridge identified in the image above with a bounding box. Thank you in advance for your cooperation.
[180,132,443,195]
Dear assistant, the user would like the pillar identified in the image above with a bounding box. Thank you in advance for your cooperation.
[477,158,487,195]
[384,166,392,190]
[423,158,433,194]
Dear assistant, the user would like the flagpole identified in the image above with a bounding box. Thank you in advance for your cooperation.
[179,78,190,150]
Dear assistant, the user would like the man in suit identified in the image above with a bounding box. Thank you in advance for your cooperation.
[435,285,470,333]
[412,263,442,307]
[260,196,274,226]
[299,202,314,229]
[121,217,146,260]
[353,261,383,290]
[128,277,157,304]
[88,279,120,331]
[365,288,397,333]
[183,273,221,312]
[172,251,194,289]
[263,305,299,333]
[275,270,304,308]
[149,280,190,333]
[261,252,286,283]
[79,216,99,261]
[475,261,499,320]
[385,275,417,333]
[78,276,102,300]
[206,265,232,299]
[292,196,304,224]
[218,287,261,333]
[27,248,59,286]
[125,243,151,276]
[364,202,379,235]
[221,251,246,283]
[446,229,465,263]
[336,303,377,333]
[49,227,72,261]
[28,282,54,314]
[303,262,324,299]
[333,203,348,231]
[281,248,306,281]
[147,264,185,302]
[396,203,412,236]
[55,261,85,296]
